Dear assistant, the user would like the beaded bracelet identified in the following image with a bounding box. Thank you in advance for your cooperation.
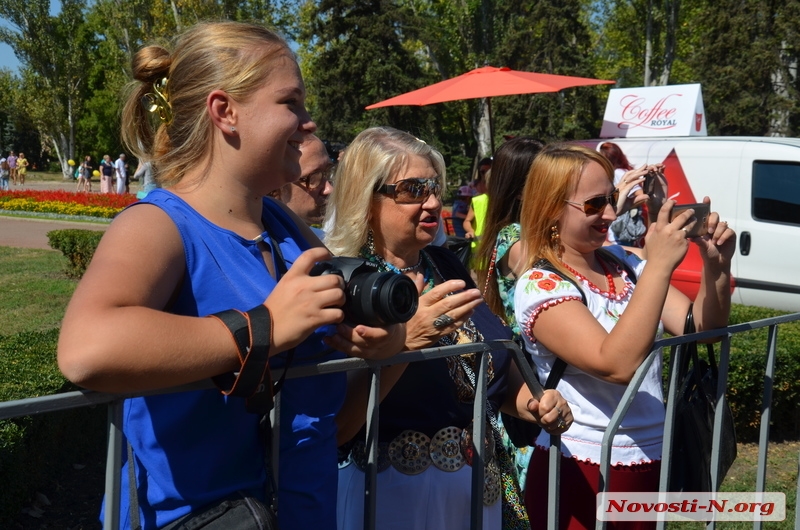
[208,305,273,406]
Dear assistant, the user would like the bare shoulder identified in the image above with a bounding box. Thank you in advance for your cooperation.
[78,203,186,309]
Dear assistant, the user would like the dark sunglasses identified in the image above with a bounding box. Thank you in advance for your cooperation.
[296,165,335,191]
[375,177,442,204]
[564,189,620,215]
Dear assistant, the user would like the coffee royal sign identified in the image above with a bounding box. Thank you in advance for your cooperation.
[600,83,707,138]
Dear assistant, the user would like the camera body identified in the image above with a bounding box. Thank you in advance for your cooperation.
[309,257,419,327]
[643,168,662,196]
[670,202,711,238]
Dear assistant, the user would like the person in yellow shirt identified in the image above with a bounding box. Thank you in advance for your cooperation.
[16,153,29,185]
[463,157,492,247]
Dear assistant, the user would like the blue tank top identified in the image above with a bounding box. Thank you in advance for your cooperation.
[110,189,345,530]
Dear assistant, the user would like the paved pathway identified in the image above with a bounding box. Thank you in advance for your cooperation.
[0,216,109,250]
[0,177,128,250]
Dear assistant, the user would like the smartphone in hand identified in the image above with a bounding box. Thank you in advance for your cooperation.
[670,202,710,238]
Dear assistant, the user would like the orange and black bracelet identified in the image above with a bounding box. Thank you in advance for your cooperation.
[208,305,273,404]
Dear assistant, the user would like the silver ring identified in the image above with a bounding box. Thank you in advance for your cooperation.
[433,314,455,329]
[557,418,567,430]
[681,227,689,237]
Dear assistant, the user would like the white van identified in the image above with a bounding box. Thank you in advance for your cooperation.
[576,136,800,311]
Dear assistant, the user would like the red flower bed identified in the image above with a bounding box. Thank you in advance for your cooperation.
[0,190,138,209]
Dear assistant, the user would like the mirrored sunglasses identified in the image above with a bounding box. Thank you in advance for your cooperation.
[296,165,335,191]
[564,188,620,215]
[375,177,442,204]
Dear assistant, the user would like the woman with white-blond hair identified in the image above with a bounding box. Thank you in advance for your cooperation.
[328,126,573,530]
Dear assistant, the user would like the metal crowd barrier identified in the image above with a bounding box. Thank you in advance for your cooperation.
[1,313,799,530]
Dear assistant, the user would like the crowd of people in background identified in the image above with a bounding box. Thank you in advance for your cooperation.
[54,20,736,530]
[0,151,28,189]
[73,153,133,194]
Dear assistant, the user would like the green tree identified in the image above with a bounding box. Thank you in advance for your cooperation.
[491,0,607,141]
[297,0,440,143]
[0,0,91,178]
[686,0,793,136]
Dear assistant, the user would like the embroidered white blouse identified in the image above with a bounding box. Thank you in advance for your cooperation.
[514,246,665,466]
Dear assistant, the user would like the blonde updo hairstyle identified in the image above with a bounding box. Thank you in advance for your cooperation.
[519,143,614,278]
[324,126,446,257]
[121,21,291,188]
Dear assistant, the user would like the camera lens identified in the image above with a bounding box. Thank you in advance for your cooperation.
[346,271,418,327]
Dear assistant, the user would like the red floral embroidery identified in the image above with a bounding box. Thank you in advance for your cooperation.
[537,278,557,291]
[529,270,544,280]
[522,295,583,343]
[549,273,561,281]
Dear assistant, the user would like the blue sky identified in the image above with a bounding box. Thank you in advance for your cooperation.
[0,44,19,72]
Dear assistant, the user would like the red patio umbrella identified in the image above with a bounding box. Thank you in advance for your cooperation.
[366,66,616,151]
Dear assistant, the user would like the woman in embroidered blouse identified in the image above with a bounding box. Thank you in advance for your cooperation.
[513,143,735,530]
[328,126,573,530]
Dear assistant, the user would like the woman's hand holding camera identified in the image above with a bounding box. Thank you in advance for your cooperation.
[688,197,736,269]
[616,165,649,215]
[643,200,694,274]
[265,247,347,354]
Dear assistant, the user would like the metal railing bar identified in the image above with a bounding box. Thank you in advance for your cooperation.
[363,365,381,530]
[710,334,732,493]
[104,400,123,530]
[270,393,281,513]
[707,334,732,530]
[754,324,778,530]
[2,313,799,529]
[595,341,660,530]
[470,351,488,530]
[656,340,685,530]
[547,433,562,530]
[795,450,800,530]
[0,380,212,420]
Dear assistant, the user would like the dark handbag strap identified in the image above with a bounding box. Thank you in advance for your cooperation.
[535,247,639,389]
[678,303,717,385]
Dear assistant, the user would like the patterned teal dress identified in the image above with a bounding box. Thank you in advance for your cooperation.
[492,223,534,490]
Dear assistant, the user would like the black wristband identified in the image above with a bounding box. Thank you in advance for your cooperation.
[208,305,273,403]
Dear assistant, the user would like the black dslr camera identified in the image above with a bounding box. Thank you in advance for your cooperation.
[309,257,419,327]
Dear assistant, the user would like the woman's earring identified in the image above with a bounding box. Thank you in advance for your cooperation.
[550,225,563,258]
[366,228,376,255]
[230,126,236,133]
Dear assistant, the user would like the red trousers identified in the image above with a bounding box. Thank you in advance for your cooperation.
[525,448,660,530]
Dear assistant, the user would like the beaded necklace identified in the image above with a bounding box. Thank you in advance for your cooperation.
[362,230,423,273]
[561,253,631,302]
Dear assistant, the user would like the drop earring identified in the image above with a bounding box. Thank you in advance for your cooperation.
[550,225,563,259]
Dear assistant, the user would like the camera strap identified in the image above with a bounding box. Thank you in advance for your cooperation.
[265,232,295,397]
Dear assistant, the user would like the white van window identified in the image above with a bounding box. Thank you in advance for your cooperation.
[752,161,800,225]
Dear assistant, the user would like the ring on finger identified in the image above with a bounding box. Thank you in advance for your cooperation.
[433,314,455,329]
[557,418,567,430]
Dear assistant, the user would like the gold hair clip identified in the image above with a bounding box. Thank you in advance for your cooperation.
[142,77,173,125]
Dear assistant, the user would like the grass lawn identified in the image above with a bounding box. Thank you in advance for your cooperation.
[0,246,78,336]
